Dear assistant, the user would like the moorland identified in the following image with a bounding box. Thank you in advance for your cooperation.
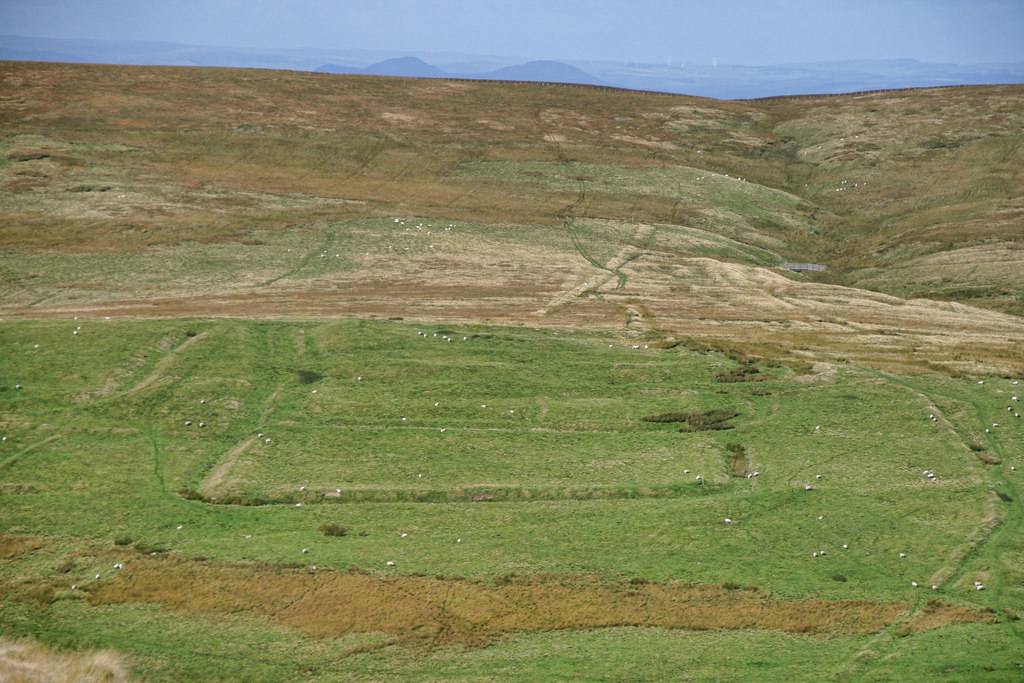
[1,61,1023,681]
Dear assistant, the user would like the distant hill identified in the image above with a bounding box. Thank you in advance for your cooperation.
[4,34,1022,98]
[475,60,606,86]
[316,56,449,78]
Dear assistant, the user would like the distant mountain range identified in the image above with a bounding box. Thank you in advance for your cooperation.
[3,34,1022,99]
[315,56,607,87]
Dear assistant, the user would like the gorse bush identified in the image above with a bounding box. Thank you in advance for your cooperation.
[319,523,348,537]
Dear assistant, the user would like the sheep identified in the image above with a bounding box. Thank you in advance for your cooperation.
[911,581,918,587]
[931,585,938,590]
[387,561,395,566]
[899,553,906,558]
[302,548,308,553]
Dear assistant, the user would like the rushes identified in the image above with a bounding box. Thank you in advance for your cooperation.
[641,409,740,431]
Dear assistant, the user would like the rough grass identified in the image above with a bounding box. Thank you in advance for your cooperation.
[0,636,130,683]
[2,63,1022,374]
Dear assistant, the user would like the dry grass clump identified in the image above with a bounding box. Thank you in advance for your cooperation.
[0,636,130,683]
[84,555,918,649]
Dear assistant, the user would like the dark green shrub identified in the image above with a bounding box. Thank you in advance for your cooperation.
[319,523,348,537]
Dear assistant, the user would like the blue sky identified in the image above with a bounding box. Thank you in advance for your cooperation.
[2,0,1023,65]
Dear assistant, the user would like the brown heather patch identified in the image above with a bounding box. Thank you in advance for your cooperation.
[896,601,998,636]
[0,534,44,559]
[81,554,914,649]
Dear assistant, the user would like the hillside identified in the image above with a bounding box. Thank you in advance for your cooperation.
[1,62,1023,681]
[1,62,1021,374]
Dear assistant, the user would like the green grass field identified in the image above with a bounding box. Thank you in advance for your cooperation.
[2,316,1022,680]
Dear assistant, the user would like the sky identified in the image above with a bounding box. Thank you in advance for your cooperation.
[2,0,1023,66]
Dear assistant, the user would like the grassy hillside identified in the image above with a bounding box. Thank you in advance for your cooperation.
[1,63,1023,680]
